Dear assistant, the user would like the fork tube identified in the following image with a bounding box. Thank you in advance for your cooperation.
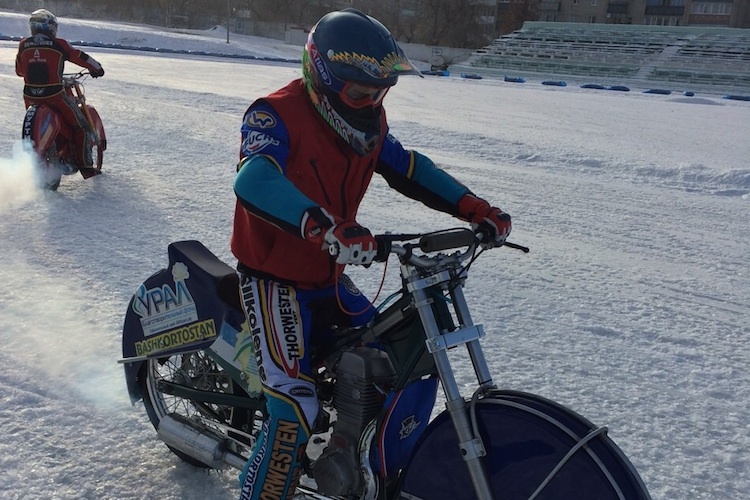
[77,91,96,135]
[70,81,95,136]
[404,265,494,500]
[450,284,495,387]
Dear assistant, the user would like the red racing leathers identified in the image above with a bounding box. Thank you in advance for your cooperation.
[232,79,472,288]
[16,33,103,167]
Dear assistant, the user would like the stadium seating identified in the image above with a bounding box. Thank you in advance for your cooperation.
[454,22,750,91]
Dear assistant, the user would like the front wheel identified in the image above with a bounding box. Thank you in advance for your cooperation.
[87,106,106,171]
[139,350,261,468]
[399,390,651,500]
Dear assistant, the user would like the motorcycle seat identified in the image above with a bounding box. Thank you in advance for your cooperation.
[166,240,242,312]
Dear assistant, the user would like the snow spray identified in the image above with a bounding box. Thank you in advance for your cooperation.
[0,140,40,211]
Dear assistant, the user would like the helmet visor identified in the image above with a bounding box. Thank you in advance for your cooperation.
[341,82,390,109]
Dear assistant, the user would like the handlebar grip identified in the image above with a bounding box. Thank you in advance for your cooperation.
[503,241,530,253]
[373,236,391,262]
[419,229,475,253]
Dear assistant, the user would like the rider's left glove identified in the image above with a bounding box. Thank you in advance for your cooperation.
[91,67,105,78]
[458,194,512,248]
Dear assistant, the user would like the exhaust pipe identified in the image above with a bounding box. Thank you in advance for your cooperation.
[157,413,247,470]
[157,414,343,499]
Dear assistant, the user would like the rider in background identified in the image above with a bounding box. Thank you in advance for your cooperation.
[231,8,512,499]
[15,9,105,171]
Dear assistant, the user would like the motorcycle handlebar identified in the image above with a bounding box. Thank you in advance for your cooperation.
[372,228,528,267]
[63,70,88,78]
[62,71,88,87]
[419,228,477,253]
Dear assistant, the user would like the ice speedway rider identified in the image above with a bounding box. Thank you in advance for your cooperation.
[232,8,512,499]
[15,9,105,174]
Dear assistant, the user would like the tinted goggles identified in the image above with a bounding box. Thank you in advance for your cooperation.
[341,82,390,109]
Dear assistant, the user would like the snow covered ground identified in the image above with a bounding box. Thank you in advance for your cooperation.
[0,9,749,500]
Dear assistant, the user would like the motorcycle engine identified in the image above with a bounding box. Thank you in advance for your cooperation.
[312,346,396,496]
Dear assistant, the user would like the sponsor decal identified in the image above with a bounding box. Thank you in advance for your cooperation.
[310,44,331,86]
[399,414,421,440]
[242,130,280,154]
[31,49,47,62]
[134,319,216,356]
[240,419,271,500]
[269,284,303,378]
[232,320,263,394]
[289,386,314,398]
[25,39,53,48]
[260,419,301,499]
[339,274,362,297]
[132,262,198,336]
[313,96,352,146]
[328,50,415,80]
[23,107,37,138]
[39,112,56,149]
[241,277,266,383]
[246,110,276,129]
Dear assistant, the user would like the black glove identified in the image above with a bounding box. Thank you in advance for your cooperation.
[91,67,105,78]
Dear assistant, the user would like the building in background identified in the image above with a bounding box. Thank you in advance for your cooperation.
[0,0,746,46]
[526,0,749,29]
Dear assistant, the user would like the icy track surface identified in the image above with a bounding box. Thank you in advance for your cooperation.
[0,11,749,500]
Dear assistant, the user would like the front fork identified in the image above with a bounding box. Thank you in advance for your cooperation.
[68,81,102,150]
[403,262,496,500]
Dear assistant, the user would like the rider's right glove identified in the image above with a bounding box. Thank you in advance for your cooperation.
[91,67,105,78]
[324,221,377,266]
[458,193,512,249]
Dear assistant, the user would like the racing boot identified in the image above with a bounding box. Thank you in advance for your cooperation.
[239,393,311,500]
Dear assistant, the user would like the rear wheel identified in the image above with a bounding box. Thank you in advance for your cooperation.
[139,350,261,468]
[38,142,63,191]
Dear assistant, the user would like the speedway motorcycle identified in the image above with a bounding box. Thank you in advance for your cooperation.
[120,228,652,499]
[21,71,106,190]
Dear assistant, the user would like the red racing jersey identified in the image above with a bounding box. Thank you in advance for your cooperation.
[232,80,387,287]
[16,33,102,99]
[233,79,473,288]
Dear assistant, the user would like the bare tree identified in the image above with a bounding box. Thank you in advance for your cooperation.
[240,0,328,24]
[499,0,537,35]
[17,0,503,46]
[151,0,198,27]
[416,0,489,47]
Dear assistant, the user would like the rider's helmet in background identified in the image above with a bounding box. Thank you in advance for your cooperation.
[302,9,422,156]
[30,9,58,38]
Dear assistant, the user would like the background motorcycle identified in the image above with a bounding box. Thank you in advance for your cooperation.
[21,71,106,190]
[120,229,652,500]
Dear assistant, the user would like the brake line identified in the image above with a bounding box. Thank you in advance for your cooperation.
[335,258,389,316]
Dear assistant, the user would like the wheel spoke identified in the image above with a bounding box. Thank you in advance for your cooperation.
[140,350,259,467]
